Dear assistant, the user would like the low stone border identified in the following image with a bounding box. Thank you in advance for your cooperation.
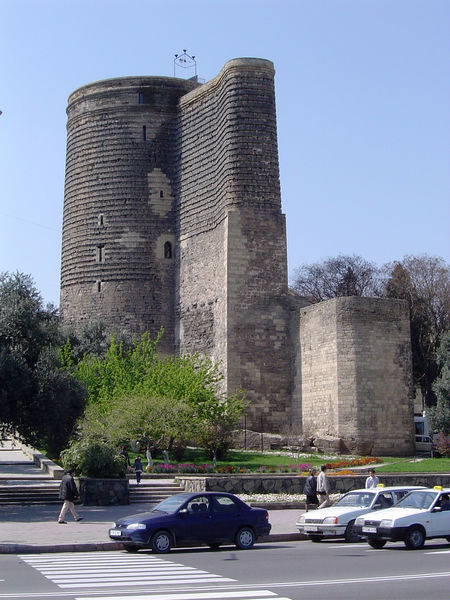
[18,442,64,480]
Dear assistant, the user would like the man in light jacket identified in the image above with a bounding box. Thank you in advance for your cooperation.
[317,464,330,508]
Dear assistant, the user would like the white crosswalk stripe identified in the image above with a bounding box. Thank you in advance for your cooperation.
[19,552,294,599]
[19,552,234,589]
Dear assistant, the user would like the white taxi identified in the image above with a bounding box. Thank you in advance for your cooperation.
[354,486,450,549]
[296,486,423,543]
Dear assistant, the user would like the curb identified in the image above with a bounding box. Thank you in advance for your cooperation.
[0,534,305,555]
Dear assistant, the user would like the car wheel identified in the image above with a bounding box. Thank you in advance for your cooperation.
[235,527,255,549]
[310,535,323,542]
[368,538,387,549]
[125,545,139,553]
[404,526,425,550]
[344,520,362,543]
[151,530,173,553]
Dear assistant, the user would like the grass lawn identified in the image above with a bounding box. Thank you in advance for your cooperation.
[375,457,450,472]
[132,448,450,473]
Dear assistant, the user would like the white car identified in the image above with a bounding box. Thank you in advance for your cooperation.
[296,486,424,543]
[354,486,450,549]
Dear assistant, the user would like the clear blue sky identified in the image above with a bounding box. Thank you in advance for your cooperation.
[1,0,449,306]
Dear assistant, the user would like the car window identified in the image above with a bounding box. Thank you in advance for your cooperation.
[187,496,210,514]
[336,492,375,507]
[373,492,394,509]
[396,490,438,509]
[393,490,411,503]
[212,495,240,514]
[153,493,191,513]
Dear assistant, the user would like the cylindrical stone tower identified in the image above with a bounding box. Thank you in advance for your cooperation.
[60,76,198,351]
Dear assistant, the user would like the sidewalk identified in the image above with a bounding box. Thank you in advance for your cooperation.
[0,441,303,554]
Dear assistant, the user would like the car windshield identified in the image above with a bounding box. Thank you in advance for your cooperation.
[395,490,438,510]
[152,494,192,513]
[336,491,375,507]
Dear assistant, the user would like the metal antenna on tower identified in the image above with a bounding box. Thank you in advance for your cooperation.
[174,50,197,78]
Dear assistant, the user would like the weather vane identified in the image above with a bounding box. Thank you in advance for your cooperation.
[174,50,197,78]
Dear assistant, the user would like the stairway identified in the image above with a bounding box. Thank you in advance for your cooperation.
[0,481,61,505]
[129,480,185,504]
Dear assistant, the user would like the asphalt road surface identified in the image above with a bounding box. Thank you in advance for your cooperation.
[1,539,449,600]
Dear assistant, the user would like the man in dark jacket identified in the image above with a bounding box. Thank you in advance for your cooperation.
[303,467,319,512]
[58,468,83,524]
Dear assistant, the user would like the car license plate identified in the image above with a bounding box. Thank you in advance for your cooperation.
[109,529,122,537]
[362,526,377,534]
[305,525,318,532]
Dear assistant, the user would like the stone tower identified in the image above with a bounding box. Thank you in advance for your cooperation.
[60,75,199,353]
[60,58,415,453]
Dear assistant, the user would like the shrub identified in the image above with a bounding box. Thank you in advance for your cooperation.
[60,440,126,478]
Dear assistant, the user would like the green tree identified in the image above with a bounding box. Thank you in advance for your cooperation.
[71,334,244,459]
[381,255,450,407]
[428,331,450,435]
[0,272,86,454]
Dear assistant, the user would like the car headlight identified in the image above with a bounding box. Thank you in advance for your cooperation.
[126,523,147,530]
[380,519,393,528]
[298,515,305,524]
[111,522,117,528]
[322,517,338,525]
[355,517,365,526]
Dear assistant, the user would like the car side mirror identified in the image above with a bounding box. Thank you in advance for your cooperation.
[178,508,188,516]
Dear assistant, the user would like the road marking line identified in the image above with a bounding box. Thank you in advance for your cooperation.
[77,592,279,600]
[60,577,236,589]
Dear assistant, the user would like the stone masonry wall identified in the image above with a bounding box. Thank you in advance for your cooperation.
[176,59,292,431]
[299,297,414,456]
[61,76,197,352]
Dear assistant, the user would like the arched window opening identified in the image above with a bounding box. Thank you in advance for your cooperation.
[164,241,172,259]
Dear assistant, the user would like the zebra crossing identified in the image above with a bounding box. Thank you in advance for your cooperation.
[19,552,294,599]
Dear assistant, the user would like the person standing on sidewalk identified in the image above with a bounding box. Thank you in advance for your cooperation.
[134,456,143,484]
[365,468,380,488]
[303,468,319,511]
[58,468,83,524]
[317,465,331,508]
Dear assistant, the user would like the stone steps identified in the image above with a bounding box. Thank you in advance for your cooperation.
[129,482,185,504]
[0,483,61,505]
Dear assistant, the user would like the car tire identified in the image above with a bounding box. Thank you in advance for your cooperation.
[368,538,387,549]
[235,527,255,549]
[344,520,362,543]
[125,545,139,553]
[404,526,425,550]
[151,530,173,553]
[310,535,323,542]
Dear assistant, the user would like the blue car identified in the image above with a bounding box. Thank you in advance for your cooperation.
[109,492,271,553]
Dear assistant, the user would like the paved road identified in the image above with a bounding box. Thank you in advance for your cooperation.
[1,540,449,600]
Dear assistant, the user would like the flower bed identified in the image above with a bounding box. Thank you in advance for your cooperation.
[145,457,378,474]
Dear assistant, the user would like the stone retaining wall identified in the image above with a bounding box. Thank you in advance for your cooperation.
[176,473,450,495]
[78,478,129,506]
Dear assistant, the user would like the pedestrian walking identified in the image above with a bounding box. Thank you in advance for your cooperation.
[134,456,143,484]
[317,464,331,508]
[58,468,83,524]
[303,468,319,511]
[365,468,380,488]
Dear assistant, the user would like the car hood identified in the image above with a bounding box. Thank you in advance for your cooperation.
[116,510,169,525]
[301,506,369,521]
[361,507,427,522]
